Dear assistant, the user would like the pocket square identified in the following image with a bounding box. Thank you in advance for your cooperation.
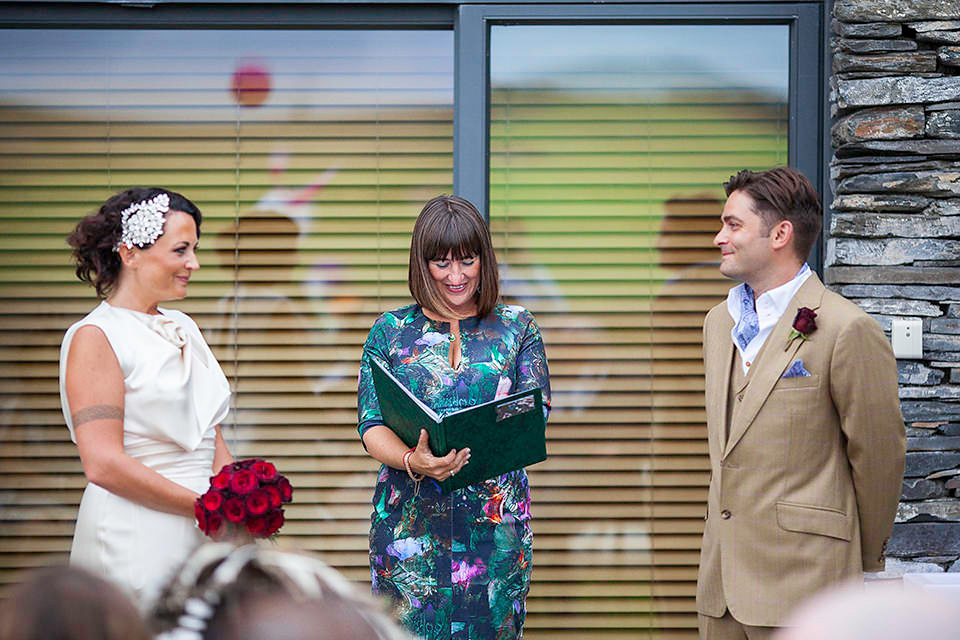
[782,359,811,378]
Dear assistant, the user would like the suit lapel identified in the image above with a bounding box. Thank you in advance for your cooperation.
[722,273,826,459]
[705,308,735,456]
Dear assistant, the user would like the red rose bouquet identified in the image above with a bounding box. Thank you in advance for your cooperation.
[195,458,293,540]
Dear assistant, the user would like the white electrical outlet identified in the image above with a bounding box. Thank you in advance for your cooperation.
[891,319,922,359]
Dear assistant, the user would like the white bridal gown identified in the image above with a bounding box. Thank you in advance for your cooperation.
[59,301,231,608]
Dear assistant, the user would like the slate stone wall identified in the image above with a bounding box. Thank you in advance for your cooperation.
[830,0,960,574]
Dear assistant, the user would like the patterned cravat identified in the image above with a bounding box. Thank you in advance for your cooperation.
[734,284,759,350]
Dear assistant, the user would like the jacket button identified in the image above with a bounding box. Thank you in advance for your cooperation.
[720,510,731,519]
[737,393,743,402]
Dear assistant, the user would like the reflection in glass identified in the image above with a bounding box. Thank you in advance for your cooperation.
[0,29,453,581]
[490,24,788,638]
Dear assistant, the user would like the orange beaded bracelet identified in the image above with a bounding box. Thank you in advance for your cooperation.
[402,447,423,497]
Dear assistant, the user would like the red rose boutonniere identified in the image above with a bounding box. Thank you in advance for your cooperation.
[195,458,293,541]
[785,307,817,350]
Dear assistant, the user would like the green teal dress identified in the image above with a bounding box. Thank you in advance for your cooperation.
[358,303,551,640]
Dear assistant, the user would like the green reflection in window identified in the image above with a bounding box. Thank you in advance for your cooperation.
[489,23,788,639]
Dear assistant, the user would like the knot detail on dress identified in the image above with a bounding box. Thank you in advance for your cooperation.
[139,313,187,349]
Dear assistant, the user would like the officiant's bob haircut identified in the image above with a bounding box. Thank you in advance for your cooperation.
[408,195,500,319]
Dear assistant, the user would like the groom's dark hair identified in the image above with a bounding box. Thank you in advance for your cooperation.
[724,167,822,261]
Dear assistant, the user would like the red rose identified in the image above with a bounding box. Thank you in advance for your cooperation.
[223,497,246,524]
[265,510,285,536]
[196,458,292,540]
[277,476,293,502]
[194,500,207,532]
[793,307,817,336]
[230,469,258,495]
[211,467,233,490]
[245,515,268,537]
[245,489,270,516]
[206,512,226,540]
[265,485,283,508]
[252,460,278,482]
[201,489,223,512]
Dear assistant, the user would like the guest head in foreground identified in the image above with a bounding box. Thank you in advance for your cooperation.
[0,565,150,640]
[776,580,960,640]
[151,543,414,640]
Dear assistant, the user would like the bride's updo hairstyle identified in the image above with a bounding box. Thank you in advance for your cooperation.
[68,187,202,298]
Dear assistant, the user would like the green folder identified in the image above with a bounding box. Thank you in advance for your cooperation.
[370,358,547,494]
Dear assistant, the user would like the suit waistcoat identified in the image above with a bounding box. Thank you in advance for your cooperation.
[726,350,742,442]
[725,342,769,443]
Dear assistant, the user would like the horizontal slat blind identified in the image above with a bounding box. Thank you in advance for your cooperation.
[489,24,789,638]
[0,27,453,588]
[2,21,791,639]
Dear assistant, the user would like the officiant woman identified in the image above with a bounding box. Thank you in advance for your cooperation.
[357,194,551,640]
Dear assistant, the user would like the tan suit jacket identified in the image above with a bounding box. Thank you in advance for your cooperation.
[696,272,906,627]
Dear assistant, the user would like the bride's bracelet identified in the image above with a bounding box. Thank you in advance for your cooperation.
[402,447,423,497]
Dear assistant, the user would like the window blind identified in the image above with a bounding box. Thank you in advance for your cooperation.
[1,22,791,640]
[0,27,454,588]
[489,24,789,638]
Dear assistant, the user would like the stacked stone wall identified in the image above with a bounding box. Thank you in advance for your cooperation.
[831,0,960,573]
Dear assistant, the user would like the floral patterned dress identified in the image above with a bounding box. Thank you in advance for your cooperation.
[358,303,551,640]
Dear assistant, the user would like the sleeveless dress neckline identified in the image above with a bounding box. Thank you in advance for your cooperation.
[59,302,231,608]
[104,302,188,349]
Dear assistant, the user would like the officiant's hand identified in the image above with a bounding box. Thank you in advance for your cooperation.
[410,429,470,482]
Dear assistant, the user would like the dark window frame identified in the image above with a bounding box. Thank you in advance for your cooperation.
[1,0,824,264]
[454,2,823,265]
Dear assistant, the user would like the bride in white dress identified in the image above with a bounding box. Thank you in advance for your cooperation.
[59,187,233,608]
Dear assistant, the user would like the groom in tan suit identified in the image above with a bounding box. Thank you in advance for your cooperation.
[696,167,905,639]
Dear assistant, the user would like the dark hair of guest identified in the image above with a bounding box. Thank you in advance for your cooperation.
[0,565,150,640]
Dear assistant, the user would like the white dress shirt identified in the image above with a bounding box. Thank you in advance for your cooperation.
[725,264,812,375]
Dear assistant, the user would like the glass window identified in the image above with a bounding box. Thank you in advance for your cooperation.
[0,27,453,580]
[490,23,788,636]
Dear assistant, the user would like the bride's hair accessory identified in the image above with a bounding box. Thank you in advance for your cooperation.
[117,192,169,249]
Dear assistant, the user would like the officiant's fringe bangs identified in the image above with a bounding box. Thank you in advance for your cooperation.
[408,194,500,318]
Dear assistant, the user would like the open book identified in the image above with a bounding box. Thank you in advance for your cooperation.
[370,358,547,493]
